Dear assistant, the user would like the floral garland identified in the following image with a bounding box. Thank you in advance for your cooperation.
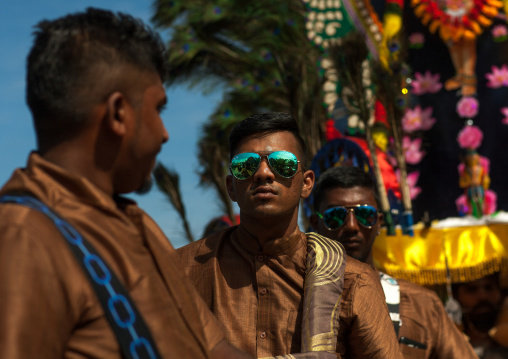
[411,0,503,41]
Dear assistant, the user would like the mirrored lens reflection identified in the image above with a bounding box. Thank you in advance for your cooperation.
[231,153,261,180]
[322,205,378,230]
[268,151,298,178]
[230,151,299,180]
[355,206,378,227]
[323,207,348,230]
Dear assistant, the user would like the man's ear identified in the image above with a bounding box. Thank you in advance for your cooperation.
[300,169,315,199]
[105,92,130,136]
[226,175,237,202]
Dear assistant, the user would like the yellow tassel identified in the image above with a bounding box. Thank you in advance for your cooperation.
[483,6,499,17]
[439,26,452,41]
[477,15,492,27]
[451,27,464,42]
[429,19,440,33]
[469,21,482,34]
[464,30,477,40]
[486,0,503,8]
[414,4,428,17]
[421,13,433,25]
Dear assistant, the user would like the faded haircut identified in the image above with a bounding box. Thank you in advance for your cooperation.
[229,112,307,163]
[313,165,380,210]
[26,7,168,150]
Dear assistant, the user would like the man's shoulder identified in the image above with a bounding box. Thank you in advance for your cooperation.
[398,278,439,301]
[176,227,234,267]
[0,200,62,238]
[342,256,382,294]
[176,237,208,263]
[345,255,376,277]
[396,278,446,318]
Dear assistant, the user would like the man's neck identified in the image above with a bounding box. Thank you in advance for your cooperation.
[365,254,375,271]
[238,213,300,246]
[41,143,113,196]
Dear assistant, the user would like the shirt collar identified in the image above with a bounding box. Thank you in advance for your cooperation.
[1,152,135,213]
[233,224,306,257]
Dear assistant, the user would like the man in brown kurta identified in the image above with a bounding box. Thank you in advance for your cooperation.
[310,165,477,358]
[177,113,402,358]
[0,9,251,359]
[0,154,226,358]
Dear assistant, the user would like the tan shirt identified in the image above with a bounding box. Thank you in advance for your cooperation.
[0,153,224,359]
[177,225,402,358]
[396,279,477,359]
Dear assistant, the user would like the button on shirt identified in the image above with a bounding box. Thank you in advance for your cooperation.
[177,225,402,359]
[178,226,306,357]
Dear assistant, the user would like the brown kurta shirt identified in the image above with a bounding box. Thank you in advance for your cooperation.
[0,153,224,359]
[177,225,402,358]
[396,279,477,358]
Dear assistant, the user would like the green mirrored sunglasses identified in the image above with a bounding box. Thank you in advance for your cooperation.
[230,151,301,180]
[316,205,378,230]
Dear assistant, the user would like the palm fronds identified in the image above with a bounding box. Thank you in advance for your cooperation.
[153,163,195,243]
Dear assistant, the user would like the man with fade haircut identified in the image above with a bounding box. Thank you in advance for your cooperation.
[177,112,402,359]
[0,8,252,359]
[310,165,477,358]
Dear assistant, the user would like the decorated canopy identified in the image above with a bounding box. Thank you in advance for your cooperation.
[374,215,508,285]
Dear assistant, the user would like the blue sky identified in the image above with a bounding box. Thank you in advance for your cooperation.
[0,0,234,248]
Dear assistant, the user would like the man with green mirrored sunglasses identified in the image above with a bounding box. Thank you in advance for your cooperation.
[310,165,477,359]
[177,112,402,359]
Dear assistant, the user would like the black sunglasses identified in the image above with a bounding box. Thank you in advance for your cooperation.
[316,205,378,230]
[230,151,301,180]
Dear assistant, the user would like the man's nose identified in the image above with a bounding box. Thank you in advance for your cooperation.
[476,286,491,301]
[342,210,360,232]
[253,157,275,182]
[161,125,169,143]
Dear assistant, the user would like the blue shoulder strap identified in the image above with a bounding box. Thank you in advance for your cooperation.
[0,194,162,359]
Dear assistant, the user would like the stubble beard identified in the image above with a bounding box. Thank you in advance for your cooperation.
[135,176,153,195]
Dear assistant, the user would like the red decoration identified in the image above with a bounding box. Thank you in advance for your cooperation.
[325,119,342,141]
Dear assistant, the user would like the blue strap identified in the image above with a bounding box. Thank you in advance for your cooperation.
[0,194,162,359]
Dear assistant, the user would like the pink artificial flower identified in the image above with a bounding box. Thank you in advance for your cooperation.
[395,170,422,200]
[484,190,497,215]
[457,125,483,149]
[456,96,479,118]
[402,106,436,133]
[409,33,424,48]
[403,136,425,164]
[455,194,469,215]
[406,171,422,199]
[411,71,442,95]
[492,25,508,41]
[501,107,508,125]
[492,25,508,37]
[485,65,508,88]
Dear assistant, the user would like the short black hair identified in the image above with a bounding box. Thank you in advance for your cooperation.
[313,165,379,210]
[229,112,307,162]
[26,7,168,150]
